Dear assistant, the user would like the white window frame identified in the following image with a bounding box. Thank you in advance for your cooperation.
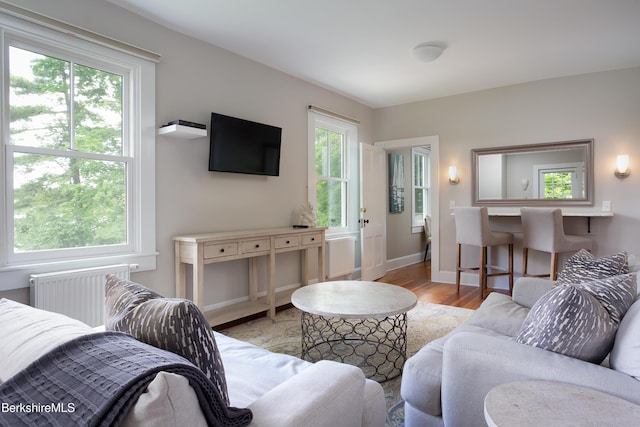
[411,147,431,233]
[0,13,156,290]
[307,111,358,236]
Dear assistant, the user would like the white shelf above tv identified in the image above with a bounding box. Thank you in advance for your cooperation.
[158,124,207,139]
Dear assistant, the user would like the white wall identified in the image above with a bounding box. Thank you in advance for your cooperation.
[3,0,374,305]
[374,67,640,280]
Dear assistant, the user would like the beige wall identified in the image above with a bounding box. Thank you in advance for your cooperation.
[3,0,374,304]
[374,67,640,281]
[3,1,639,303]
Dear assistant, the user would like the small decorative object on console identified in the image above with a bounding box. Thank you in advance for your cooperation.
[297,202,316,227]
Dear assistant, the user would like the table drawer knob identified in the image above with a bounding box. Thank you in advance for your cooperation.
[255,244,260,248]
[220,248,225,253]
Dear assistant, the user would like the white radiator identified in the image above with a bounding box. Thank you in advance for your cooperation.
[30,264,131,327]
[326,237,356,279]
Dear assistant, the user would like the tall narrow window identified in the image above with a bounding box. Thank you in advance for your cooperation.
[412,147,431,228]
[308,112,357,234]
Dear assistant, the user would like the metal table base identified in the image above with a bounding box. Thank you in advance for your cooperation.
[299,311,408,382]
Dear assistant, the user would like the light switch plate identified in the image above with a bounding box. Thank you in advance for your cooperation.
[449,200,456,209]
[602,200,611,212]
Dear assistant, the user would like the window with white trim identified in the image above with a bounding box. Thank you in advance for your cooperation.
[1,13,156,273]
[308,112,357,234]
[411,147,431,229]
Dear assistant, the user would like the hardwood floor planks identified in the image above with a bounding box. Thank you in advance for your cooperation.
[376,261,498,310]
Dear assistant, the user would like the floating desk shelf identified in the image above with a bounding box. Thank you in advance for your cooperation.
[158,124,207,139]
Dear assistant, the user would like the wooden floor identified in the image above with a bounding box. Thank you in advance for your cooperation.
[377,260,489,310]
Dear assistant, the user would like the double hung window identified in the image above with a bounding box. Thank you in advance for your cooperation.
[1,13,156,274]
[308,112,357,234]
[411,147,431,229]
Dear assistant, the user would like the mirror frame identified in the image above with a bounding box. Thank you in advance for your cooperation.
[471,139,594,206]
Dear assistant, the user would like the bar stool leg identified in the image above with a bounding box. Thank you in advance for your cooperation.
[456,243,462,293]
[522,247,529,277]
[550,252,559,281]
[508,243,514,294]
[480,246,488,299]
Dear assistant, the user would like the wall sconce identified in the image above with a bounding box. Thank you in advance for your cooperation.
[448,165,460,184]
[520,178,529,191]
[615,154,630,179]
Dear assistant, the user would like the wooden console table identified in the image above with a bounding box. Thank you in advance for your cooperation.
[174,227,326,327]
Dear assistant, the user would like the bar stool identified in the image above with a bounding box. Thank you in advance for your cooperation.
[520,207,593,280]
[454,207,514,299]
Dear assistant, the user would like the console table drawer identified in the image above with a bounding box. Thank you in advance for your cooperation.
[275,236,300,249]
[241,238,271,254]
[301,233,322,246]
[204,242,239,259]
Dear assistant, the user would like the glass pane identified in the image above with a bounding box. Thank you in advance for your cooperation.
[413,154,424,186]
[327,180,345,227]
[544,172,573,199]
[13,152,127,252]
[315,179,345,228]
[315,128,328,176]
[9,47,70,149]
[74,63,123,155]
[329,130,344,178]
[415,188,424,215]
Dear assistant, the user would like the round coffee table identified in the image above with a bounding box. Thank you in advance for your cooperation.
[484,380,640,426]
[291,280,417,382]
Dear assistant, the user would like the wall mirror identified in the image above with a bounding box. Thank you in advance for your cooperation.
[472,139,594,206]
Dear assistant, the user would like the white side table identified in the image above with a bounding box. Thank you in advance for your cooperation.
[484,380,640,427]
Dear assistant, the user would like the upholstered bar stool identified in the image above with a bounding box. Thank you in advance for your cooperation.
[454,207,514,299]
[520,207,593,280]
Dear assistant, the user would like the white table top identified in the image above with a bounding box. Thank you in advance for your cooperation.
[291,280,417,319]
[484,380,640,427]
[485,207,614,217]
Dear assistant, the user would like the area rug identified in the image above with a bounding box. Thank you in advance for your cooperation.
[219,302,473,427]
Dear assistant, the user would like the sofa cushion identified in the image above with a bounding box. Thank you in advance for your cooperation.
[610,299,640,380]
[105,275,229,405]
[516,273,636,363]
[213,331,312,407]
[557,249,628,285]
[466,292,530,337]
[0,298,94,382]
[401,323,506,417]
[122,372,207,427]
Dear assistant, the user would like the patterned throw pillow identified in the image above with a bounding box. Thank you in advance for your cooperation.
[516,273,636,363]
[105,275,230,405]
[557,249,628,284]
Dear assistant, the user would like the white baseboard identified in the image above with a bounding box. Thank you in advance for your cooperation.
[385,253,424,271]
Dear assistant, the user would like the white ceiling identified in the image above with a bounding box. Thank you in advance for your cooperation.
[107,0,640,108]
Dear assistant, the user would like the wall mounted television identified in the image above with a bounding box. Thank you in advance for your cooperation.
[208,112,282,176]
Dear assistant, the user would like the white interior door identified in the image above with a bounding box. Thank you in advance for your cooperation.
[360,143,386,281]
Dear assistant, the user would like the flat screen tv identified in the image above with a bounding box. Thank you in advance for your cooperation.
[208,112,282,176]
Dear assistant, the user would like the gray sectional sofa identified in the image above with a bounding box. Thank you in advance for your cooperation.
[401,273,640,427]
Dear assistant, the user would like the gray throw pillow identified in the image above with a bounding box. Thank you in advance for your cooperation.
[557,249,628,284]
[516,273,636,364]
[105,275,229,405]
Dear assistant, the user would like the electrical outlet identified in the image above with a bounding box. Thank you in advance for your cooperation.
[602,201,611,212]
[449,200,456,209]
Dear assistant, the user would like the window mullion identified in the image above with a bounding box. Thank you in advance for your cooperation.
[69,60,75,150]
